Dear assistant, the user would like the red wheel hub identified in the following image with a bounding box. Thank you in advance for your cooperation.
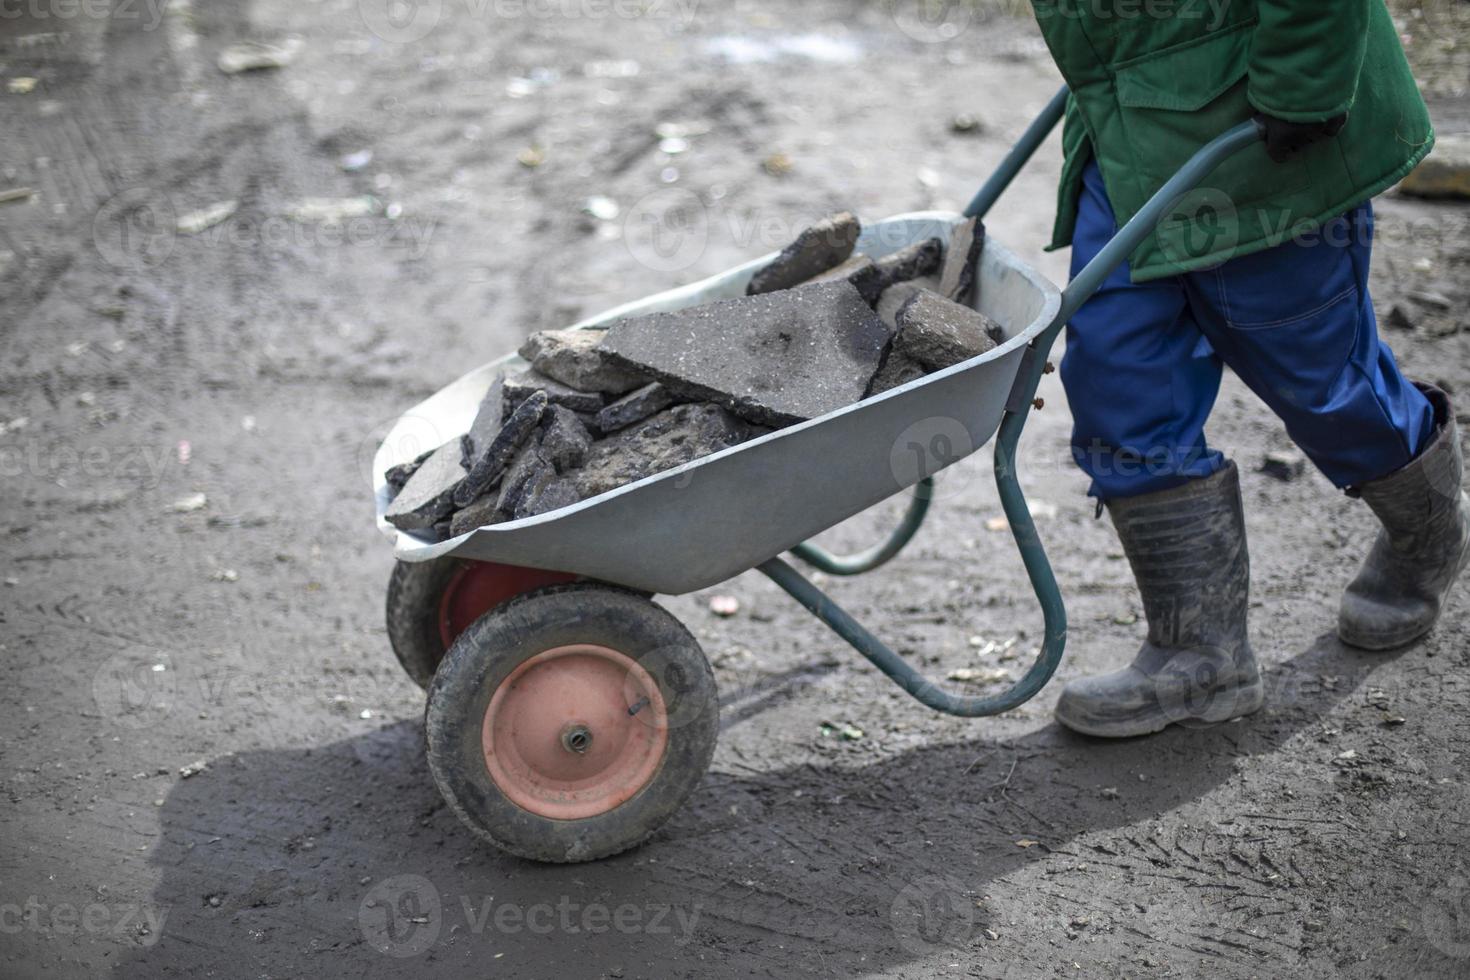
[438,562,577,648]
[482,645,669,820]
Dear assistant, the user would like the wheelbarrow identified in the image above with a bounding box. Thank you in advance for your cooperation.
[371,88,1266,862]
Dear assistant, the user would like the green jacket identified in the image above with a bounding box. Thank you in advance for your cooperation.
[1032,0,1434,281]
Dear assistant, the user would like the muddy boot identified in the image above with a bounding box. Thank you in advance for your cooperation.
[1054,463,1263,738]
[1339,383,1470,651]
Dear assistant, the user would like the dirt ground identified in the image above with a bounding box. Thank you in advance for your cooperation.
[3,1,1469,977]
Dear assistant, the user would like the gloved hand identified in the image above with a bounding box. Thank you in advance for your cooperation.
[1256,113,1347,163]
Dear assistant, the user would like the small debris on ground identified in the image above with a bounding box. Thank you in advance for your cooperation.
[583,196,619,221]
[1397,134,1470,199]
[820,722,864,741]
[708,595,740,617]
[341,149,373,172]
[217,38,303,75]
[1387,304,1415,331]
[1261,449,1307,482]
[169,493,208,513]
[950,113,984,135]
[286,197,375,223]
[948,666,1012,684]
[177,200,238,234]
[761,152,793,176]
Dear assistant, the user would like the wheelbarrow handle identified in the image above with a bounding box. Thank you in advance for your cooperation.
[762,106,1268,719]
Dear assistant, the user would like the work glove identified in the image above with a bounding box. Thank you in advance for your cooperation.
[1256,113,1347,163]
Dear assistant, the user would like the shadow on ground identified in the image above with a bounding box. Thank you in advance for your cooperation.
[114,631,1455,979]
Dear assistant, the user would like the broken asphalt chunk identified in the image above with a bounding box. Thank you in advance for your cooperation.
[539,405,593,473]
[1260,450,1307,482]
[876,282,922,330]
[454,390,548,507]
[804,255,884,304]
[492,433,549,516]
[517,475,583,519]
[503,368,608,415]
[384,446,436,498]
[518,327,648,395]
[448,492,505,537]
[595,382,675,434]
[866,351,928,396]
[599,281,890,427]
[385,440,468,531]
[574,403,753,497]
[746,212,862,295]
[873,237,943,294]
[891,288,999,370]
[510,463,562,519]
[460,376,506,468]
[938,218,985,305]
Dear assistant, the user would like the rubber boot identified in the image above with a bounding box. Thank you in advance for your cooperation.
[1339,382,1470,650]
[1054,462,1263,738]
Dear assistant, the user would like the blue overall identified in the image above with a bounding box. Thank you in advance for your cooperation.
[1064,161,1434,500]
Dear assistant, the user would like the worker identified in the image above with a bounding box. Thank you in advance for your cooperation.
[1029,0,1469,737]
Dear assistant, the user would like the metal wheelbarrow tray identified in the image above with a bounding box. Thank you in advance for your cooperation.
[373,215,1059,595]
[371,89,1267,861]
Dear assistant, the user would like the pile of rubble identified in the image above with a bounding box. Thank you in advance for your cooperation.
[384,212,1003,540]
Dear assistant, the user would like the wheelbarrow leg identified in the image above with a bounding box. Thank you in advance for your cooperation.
[758,415,1067,718]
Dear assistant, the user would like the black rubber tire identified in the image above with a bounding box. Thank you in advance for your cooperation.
[385,558,463,690]
[425,584,718,863]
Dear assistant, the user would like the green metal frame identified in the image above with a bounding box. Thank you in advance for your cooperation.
[762,88,1266,717]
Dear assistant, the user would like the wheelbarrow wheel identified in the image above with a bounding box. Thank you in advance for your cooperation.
[425,584,718,863]
[385,558,578,690]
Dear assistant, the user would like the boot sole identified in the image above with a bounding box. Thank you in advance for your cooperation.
[1337,620,1435,652]
[1054,681,1265,739]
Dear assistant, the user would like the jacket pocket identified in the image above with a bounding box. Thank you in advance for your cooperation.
[1114,26,1252,113]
